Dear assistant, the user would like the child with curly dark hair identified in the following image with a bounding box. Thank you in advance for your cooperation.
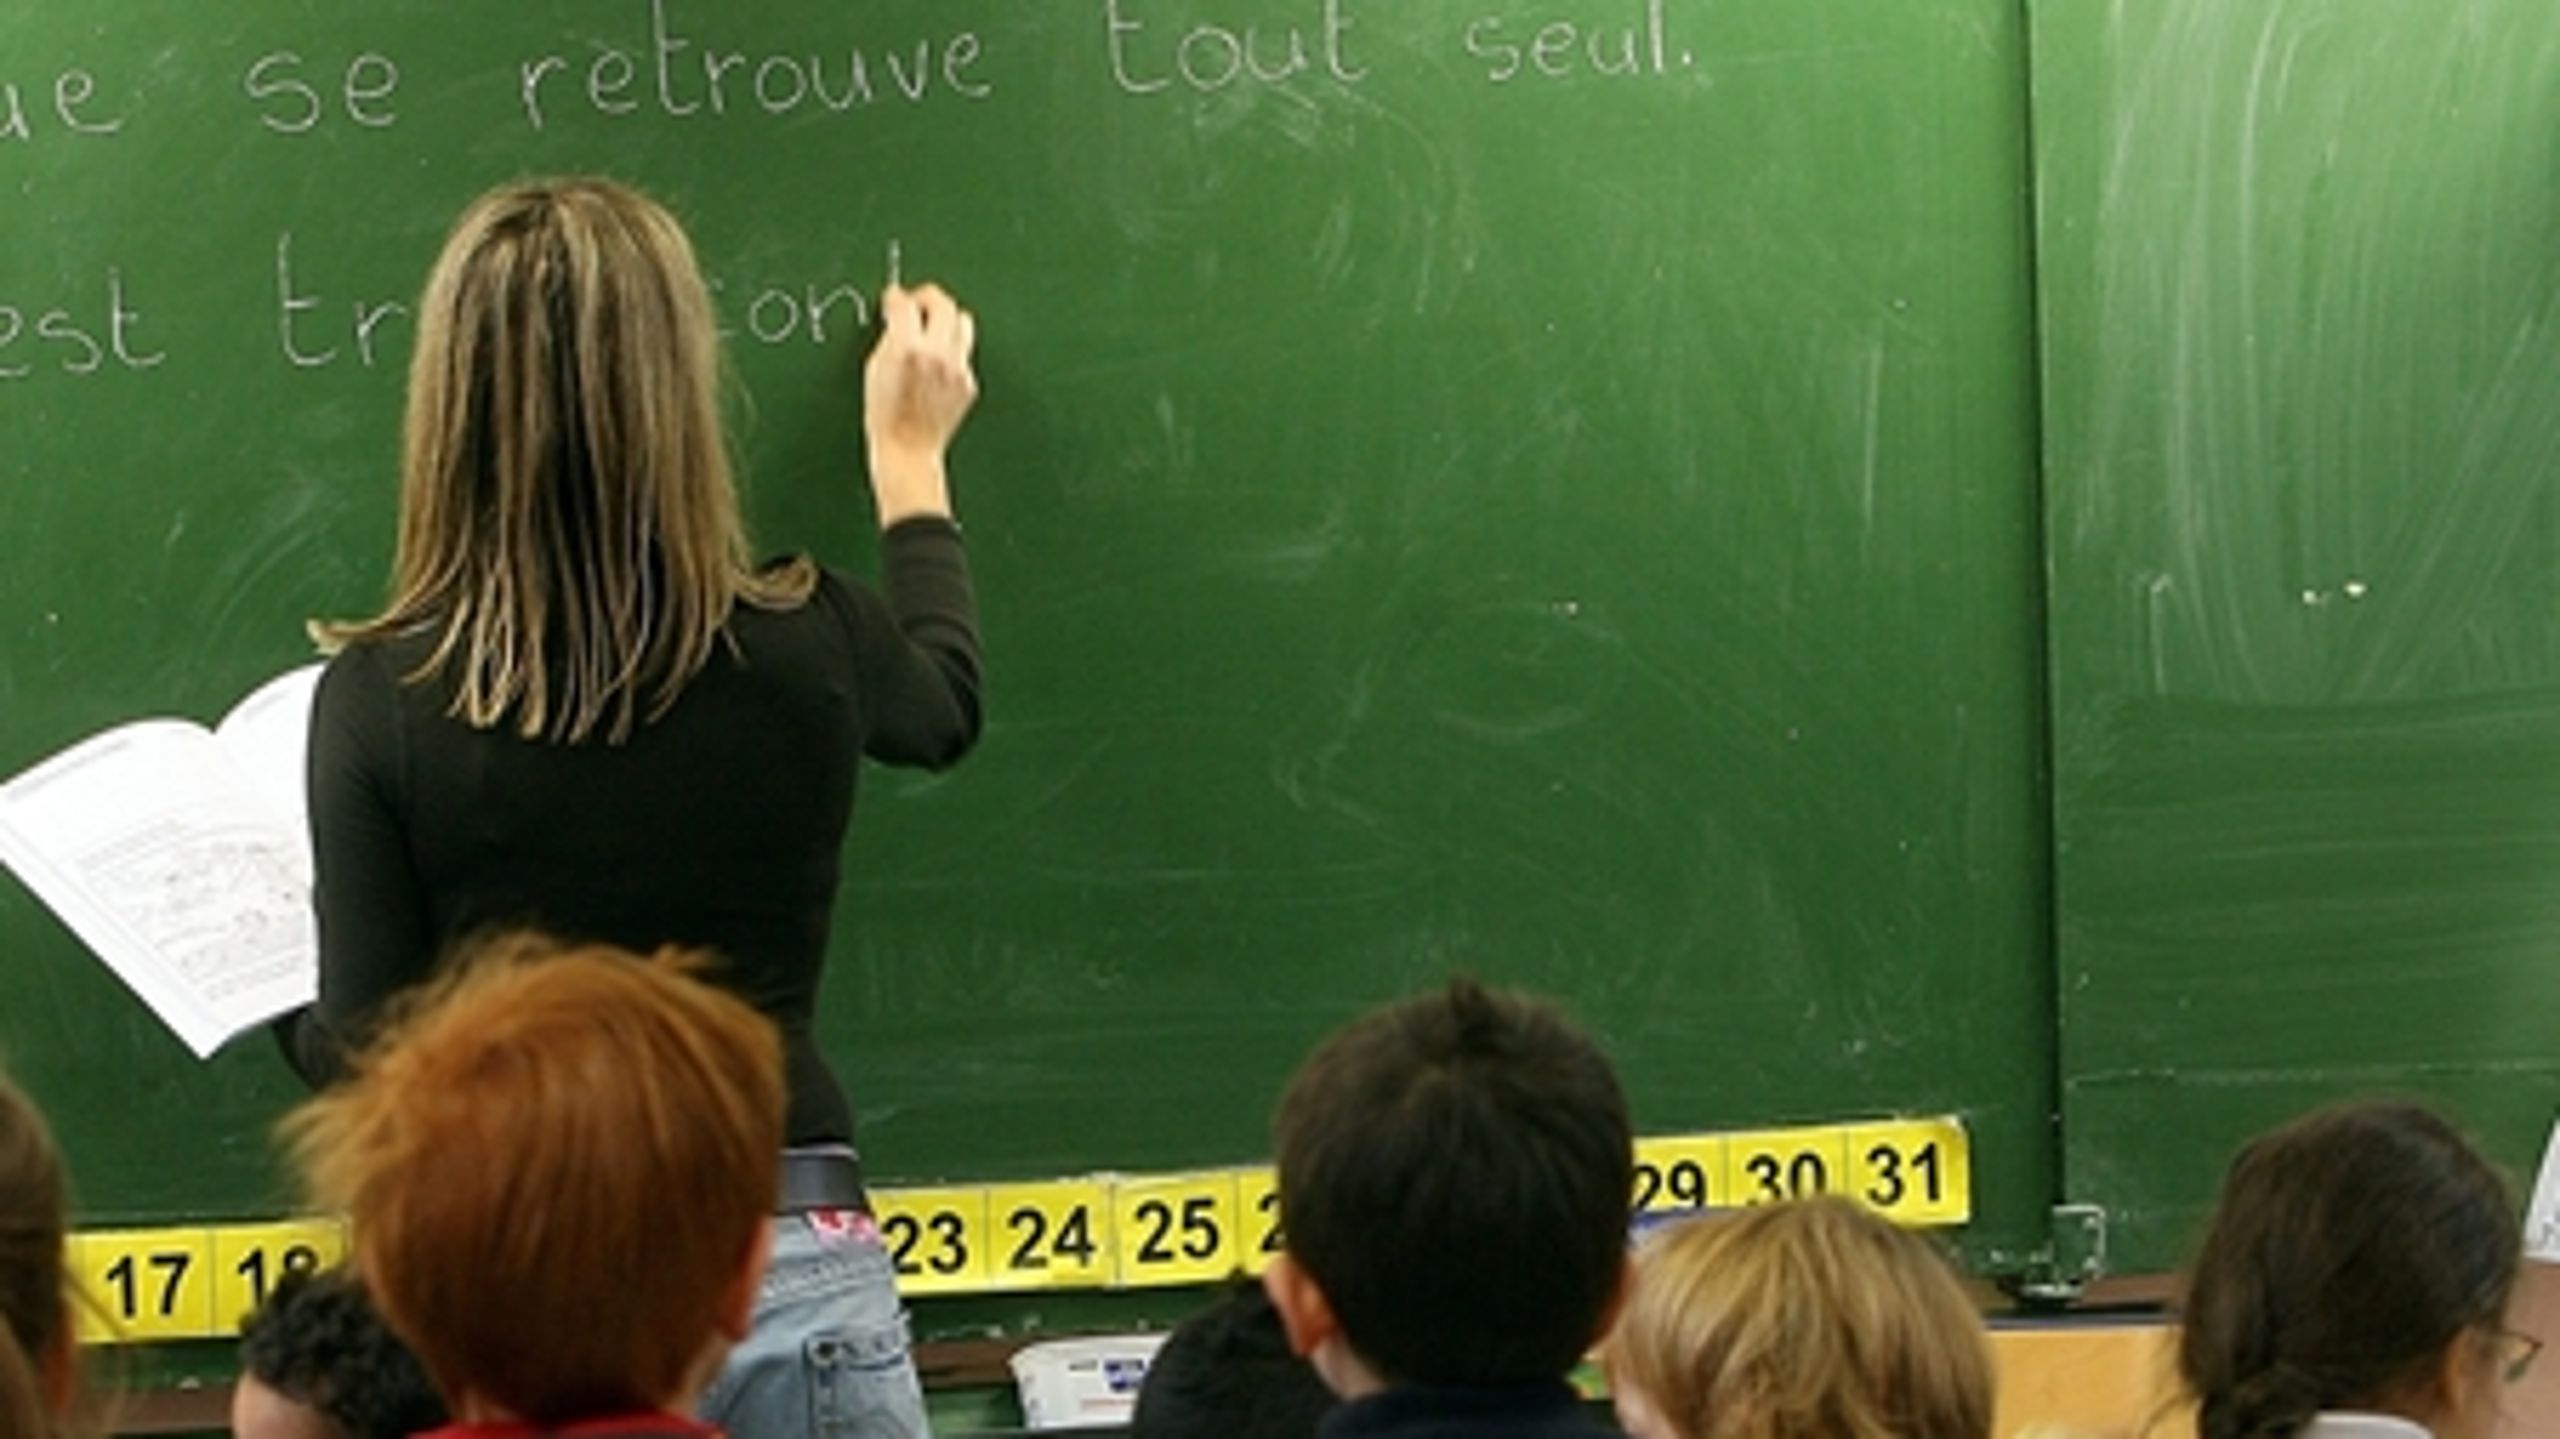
[234,1266,445,1439]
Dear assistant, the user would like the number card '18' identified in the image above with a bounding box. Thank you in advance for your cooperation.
[213,1220,349,1330]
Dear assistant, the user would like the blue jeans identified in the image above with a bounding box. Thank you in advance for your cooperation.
[699,1211,929,1439]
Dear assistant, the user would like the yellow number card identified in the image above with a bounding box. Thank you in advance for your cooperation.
[211,1219,349,1331]
[1846,1118,1971,1226]
[1113,1172,1237,1287]
[1727,1127,1850,1207]
[986,1181,1112,1291]
[872,1187,989,1296]
[71,1228,214,1342]
[1632,1136,1726,1216]
[1235,1168,1282,1276]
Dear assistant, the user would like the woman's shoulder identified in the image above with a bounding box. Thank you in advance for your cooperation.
[317,636,392,694]
[314,630,459,733]
[739,561,888,633]
[319,629,429,689]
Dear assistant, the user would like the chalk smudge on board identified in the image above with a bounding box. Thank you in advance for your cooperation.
[1857,334,1885,553]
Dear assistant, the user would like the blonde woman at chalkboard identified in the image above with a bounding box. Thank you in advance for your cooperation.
[273,176,983,1439]
[2179,1102,2526,1439]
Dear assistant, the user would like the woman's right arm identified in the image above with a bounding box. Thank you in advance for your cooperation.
[864,282,978,528]
[274,651,437,1086]
[849,283,987,767]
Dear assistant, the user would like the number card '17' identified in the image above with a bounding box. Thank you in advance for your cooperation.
[70,1229,212,1342]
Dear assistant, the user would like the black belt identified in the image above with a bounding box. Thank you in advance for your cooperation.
[776,1147,871,1215]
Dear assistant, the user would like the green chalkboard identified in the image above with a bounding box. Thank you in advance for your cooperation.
[2034,0,2560,1272]
[0,0,2054,1292]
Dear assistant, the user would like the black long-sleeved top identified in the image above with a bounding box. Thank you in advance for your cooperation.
[278,518,982,1145]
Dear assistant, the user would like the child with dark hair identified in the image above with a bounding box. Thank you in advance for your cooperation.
[1262,977,1634,1439]
[2179,1100,2526,1439]
[233,1266,446,1439]
[1132,1285,1337,1439]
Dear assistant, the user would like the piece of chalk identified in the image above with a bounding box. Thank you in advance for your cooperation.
[887,238,903,293]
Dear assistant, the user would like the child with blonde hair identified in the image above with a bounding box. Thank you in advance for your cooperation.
[1610,1197,1993,1439]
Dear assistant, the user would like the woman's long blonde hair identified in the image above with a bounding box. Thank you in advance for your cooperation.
[1612,1198,1993,1439]
[316,177,813,743]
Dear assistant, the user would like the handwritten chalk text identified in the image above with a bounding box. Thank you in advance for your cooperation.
[710,274,880,348]
[0,271,163,380]
[273,234,410,369]
[0,67,124,141]
[516,0,989,130]
[1462,0,1685,82]
[1105,0,1366,94]
[243,51,401,133]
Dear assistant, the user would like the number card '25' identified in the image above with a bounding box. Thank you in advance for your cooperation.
[1113,1173,1236,1287]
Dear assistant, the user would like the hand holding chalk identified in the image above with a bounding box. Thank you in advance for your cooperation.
[864,281,979,528]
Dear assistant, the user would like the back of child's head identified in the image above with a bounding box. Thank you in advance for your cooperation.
[1609,1197,1991,1439]
[282,934,784,1424]
[2178,1100,2518,1439]
[0,1071,73,1438]
[1272,976,1633,1386]
[1132,1285,1336,1439]
[234,1266,446,1439]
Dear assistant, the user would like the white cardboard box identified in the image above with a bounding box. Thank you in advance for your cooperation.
[1010,1333,1170,1430]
